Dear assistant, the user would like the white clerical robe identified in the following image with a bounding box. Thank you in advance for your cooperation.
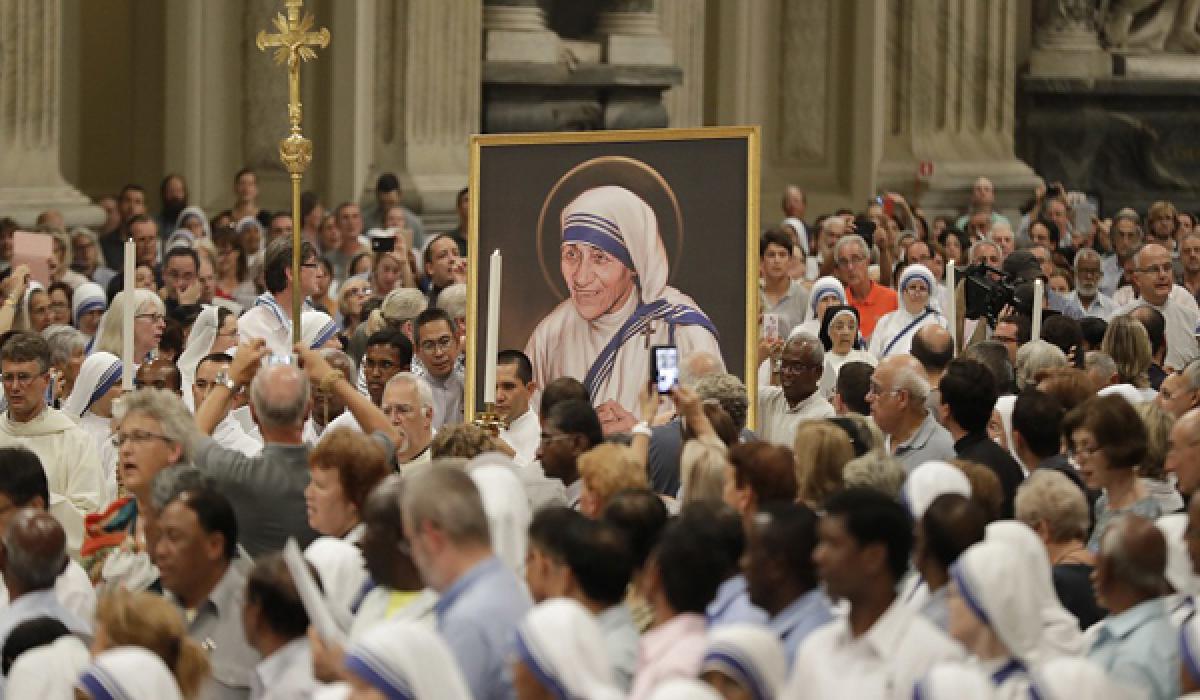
[526,292,723,414]
[0,408,103,557]
[79,411,118,506]
[238,303,293,357]
[500,409,540,466]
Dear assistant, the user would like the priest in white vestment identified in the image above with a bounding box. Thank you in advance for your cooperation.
[0,333,103,556]
[525,186,722,421]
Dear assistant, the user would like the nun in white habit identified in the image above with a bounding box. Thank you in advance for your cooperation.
[76,646,183,700]
[1030,657,1136,700]
[790,275,847,340]
[525,185,722,415]
[343,620,472,700]
[174,205,212,240]
[513,598,623,700]
[177,305,221,411]
[468,462,532,579]
[699,624,788,700]
[985,521,1084,658]
[302,310,341,350]
[900,461,972,622]
[61,351,123,503]
[815,304,875,400]
[72,281,107,339]
[868,264,948,360]
[912,662,996,700]
[946,538,1044,698]
[1180,611,1200,697]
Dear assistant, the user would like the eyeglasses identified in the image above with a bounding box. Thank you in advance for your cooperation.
[135,313,166,325]
[865,382,903,400]
[1138,264,1173,276]
[382,404,418,418]
[419,336,455,354]
[779,362,822,376]
[835,254,867,268]
[1068,443,1099,459]
[0,372,45,387]
[904,285,929,296]
[111,430,173,448]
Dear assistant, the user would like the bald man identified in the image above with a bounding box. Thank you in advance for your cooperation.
[1087,514,1178,700]
[870,355,955,471]
[1116,243,1200,371]
[191,340,399,556]
[759,333,834,446]
[135,357,183,395]
[1167,408,1200,499]
[0,509,92,690]
[910,325,954,389]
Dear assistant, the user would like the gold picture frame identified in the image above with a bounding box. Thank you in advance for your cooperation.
[465,126,761,430]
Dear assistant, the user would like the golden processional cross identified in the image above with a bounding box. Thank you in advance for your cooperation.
[256,0,330,347]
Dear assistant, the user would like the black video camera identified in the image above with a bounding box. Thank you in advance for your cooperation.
[962,263,1035,327]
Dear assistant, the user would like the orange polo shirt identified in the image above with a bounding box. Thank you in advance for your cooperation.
[847,282,898,339]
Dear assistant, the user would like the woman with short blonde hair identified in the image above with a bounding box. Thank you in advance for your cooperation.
[1101,314,1152,389]
[93,589,211,699]
[578,443,648,517]
[793,420,854,507]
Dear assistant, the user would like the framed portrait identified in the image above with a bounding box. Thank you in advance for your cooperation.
[465,126,761,431]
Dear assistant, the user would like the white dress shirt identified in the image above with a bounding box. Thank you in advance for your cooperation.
[1067,290,1118,321]
[757,385,836,446]
[251,637,323,700]
[499,409,540,466]
[1117,286,1200,371]
[783,598,963,700]
[0,559,95,623]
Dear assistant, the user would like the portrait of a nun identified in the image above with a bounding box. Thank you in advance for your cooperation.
[525,183,723,418]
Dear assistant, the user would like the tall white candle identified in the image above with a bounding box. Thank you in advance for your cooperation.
[1032,278,1044,341]
[122,239,136,390]
[946,262,957,356]
[483,250,502,406]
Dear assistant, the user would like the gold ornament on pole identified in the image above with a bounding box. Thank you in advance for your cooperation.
[255,0,330,347]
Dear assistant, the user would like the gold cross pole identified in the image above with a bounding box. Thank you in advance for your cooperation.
[256,0,330,348]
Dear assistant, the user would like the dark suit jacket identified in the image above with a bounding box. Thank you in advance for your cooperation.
[955,430,1025,519]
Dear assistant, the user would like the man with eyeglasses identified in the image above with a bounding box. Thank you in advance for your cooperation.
[1116,242,1200,372]
[0,333,103,551]
[868,355,954,472]
[412,308,463,431]
[104,214,162,301]
[378,372,436,468]
[832,235,896,340]
[757,333,834,447]
[237,237,323,357]
[191,352,260,457]
[325,328,413,436]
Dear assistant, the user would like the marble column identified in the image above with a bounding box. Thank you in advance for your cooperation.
[370,0,482,229]
[0,0,100,226]
[658,0,705,127]
[483,0,558,64]
[596,0,673,66]
[875,0,1038,219]
[1028,0,1109,77]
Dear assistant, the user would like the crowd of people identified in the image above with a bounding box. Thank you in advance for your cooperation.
[0,169,1195,698]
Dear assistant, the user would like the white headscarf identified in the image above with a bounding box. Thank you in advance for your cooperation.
[984,521,1084,658]
[164,229,195,252]
[1155,513,1200,597]
[700,624,787,700]
[177,305,221,410]
[61,351,121,420]
[77,646,183,700]
[72,282,107,329]
[992,395,1022,469]
[869,263,945,358]
[898,263,940,313]
[236,216,265,252]
[344,620,472,700]
[903,461,972,520]
[302,310,340,349]
[468,463,531,578]
[174,205,211,239]
[515,598,622,700]
[7,633,90,699]
[1030,657,1135,700]
[562,186,670,304]
[648,679,724,700]
[912,662,995,700]
[800,276,847,324]
[951,538,1043,662]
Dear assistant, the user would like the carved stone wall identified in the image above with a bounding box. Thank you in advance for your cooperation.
[658,0,705,127]
[0,0,100,225]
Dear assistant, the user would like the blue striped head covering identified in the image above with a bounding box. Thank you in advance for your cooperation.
[72,282,107,327]
[700,625,787,700]
[60,351,122,419]
[77,646,182,700]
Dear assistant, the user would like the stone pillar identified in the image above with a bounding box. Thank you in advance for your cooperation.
[242,0,294,209]
[0,0,100,226]
[1027,0,1109,78]
[658,0,705,127]
[483,0,559,64]
[596,0,673,66]
[874,0,1038,219]
[370,0,482,229]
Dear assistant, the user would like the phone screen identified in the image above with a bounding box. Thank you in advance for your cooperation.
[651,345,679,394]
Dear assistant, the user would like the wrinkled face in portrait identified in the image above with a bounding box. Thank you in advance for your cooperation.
[561,242,637,322]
